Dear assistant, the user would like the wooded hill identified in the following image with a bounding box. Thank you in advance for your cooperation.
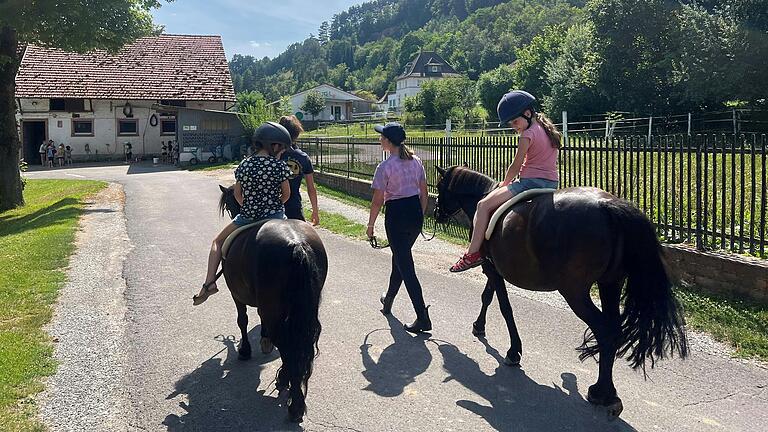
[229,0,767,119]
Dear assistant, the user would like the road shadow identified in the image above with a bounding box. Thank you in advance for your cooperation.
[360,314,433,397]
[437,338,637,431]
[127,162,182,175]
[163,325,301,431]
[0,198,81,236]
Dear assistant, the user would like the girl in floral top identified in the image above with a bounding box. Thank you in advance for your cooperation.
[193,122,292,306]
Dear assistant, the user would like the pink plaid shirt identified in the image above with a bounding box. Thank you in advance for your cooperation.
[371,154,426,202]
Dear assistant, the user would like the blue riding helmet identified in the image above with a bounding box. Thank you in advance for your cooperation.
[497,90,537,128]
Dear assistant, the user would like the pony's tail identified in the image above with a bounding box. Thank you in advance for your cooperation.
[604,200,689,376]
[282,242,323,395]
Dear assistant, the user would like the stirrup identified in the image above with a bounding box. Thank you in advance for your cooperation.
[192,282,219,306]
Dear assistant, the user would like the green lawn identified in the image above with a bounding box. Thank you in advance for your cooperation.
[0,179,106,431]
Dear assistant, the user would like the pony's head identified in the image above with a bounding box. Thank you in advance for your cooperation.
[434,165,497,223]
[218,184,241,220]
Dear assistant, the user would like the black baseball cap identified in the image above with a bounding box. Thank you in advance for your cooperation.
[374,122,406,145]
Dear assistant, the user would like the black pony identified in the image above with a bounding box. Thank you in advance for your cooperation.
[217,185,327,423]
[434,166,688,418]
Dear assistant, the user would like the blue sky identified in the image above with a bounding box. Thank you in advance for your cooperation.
[151,0,364,59]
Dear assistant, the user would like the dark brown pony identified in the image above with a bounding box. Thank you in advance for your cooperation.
[218,185,327,423]
[433,166,688,418]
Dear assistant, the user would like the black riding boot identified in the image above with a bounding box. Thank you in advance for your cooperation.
[404,307,431,333]
[380,294,395,315]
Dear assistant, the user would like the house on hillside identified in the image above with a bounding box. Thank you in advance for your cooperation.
[277,84,371,122]
[15,34,237,164]
[377,91,397,112]
[390,51,460,112]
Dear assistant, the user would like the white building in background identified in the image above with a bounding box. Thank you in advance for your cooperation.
[279,84,372,122]
[390,51,460,112]
[14,34,236,164]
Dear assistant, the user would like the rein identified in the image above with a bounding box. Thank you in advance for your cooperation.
[367,211,439,250]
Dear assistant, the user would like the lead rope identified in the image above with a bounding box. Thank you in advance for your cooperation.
[368,210,441,249]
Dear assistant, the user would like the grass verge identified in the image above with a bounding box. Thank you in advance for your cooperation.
[183,161,239,172]
[676,288,768,360]
[0,179,106,431]
[308,182,768,361]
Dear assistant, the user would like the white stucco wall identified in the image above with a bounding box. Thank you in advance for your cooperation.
[17,99,226,160]
[288,85,366,121]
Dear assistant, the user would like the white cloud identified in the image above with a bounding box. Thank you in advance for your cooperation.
[249,41,272,48]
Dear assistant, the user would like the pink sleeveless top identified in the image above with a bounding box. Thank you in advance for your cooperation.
[519,121,558,182]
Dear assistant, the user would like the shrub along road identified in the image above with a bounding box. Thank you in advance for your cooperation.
[25,163,768,431]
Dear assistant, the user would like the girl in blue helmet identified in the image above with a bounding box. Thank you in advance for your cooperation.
[450,90,562,272]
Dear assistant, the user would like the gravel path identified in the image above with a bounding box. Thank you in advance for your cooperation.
[38,184,132,431]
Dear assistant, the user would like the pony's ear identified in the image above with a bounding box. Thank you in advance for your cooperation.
[219,185,228,193]
[435,166,447,177]
[462,161,469,168]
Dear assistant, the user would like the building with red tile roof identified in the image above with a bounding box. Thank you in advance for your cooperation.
[15,34,237,164]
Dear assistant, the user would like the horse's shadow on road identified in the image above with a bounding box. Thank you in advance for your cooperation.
[163,325,301,431]
[438,338,637,431]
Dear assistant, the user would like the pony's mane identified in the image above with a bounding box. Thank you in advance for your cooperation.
[446,166,497,196]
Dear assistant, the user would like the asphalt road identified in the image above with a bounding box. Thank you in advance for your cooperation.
[28,163,768,432]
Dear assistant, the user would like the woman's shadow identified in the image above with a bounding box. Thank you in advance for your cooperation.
[438,338,637,431]
[163,325,301,431]
[360,314,433,397]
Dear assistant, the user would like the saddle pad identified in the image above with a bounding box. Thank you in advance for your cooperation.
[222,221,263,258]
[485,188,556,240]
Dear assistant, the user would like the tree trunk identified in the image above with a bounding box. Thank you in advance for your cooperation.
[0,25,23,212]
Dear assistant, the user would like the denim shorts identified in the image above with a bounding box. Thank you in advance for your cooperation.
[232,210,286,227]
[507,177,559,195]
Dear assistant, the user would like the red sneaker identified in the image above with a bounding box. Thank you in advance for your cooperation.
[450,252,484,272]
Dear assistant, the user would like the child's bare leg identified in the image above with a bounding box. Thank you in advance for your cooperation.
[468,187,514,254]
[194,223,238,304]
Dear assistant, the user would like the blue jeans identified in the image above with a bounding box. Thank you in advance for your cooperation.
[232,210,286,227]
[507,177,558,195]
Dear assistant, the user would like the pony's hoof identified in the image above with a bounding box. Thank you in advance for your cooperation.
[472,322,485,338]
[503,352,521,367]
[238,343,251,361]
[260,337,274,354]
[587,386,623,419]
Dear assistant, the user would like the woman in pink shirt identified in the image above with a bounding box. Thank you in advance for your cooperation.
[367,122,432,333]
[450,90,561,272]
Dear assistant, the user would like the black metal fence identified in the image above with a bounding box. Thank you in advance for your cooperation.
[299,133,767,258]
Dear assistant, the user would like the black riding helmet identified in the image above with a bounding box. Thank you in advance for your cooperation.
[497,90,537,128]
[253,121,292,155]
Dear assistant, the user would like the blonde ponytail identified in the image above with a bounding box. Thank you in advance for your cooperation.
[398,143,414,160]
[536,112,562,149]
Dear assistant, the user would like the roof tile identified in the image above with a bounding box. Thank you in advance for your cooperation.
[15,34,235,102]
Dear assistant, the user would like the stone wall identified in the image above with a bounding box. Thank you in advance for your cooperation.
[663,244,768,304]
[315,171,768,304]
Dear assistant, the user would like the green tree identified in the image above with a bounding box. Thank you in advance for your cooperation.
[300,90,326,120]
[477,63,516,117]
[0,0,165,211]
[236,90,268,112]
[588,0,678,113]
[543,22,604,116]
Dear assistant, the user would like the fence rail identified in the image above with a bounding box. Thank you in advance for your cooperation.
[298,133,767,258]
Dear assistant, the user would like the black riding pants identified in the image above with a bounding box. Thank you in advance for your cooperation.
[383,195,427,313]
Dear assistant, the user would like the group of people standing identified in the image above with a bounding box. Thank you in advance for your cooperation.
[38,140,73,168]
[193,90,561,335]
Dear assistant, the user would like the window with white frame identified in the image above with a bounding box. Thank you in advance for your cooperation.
[118,119,138,136]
